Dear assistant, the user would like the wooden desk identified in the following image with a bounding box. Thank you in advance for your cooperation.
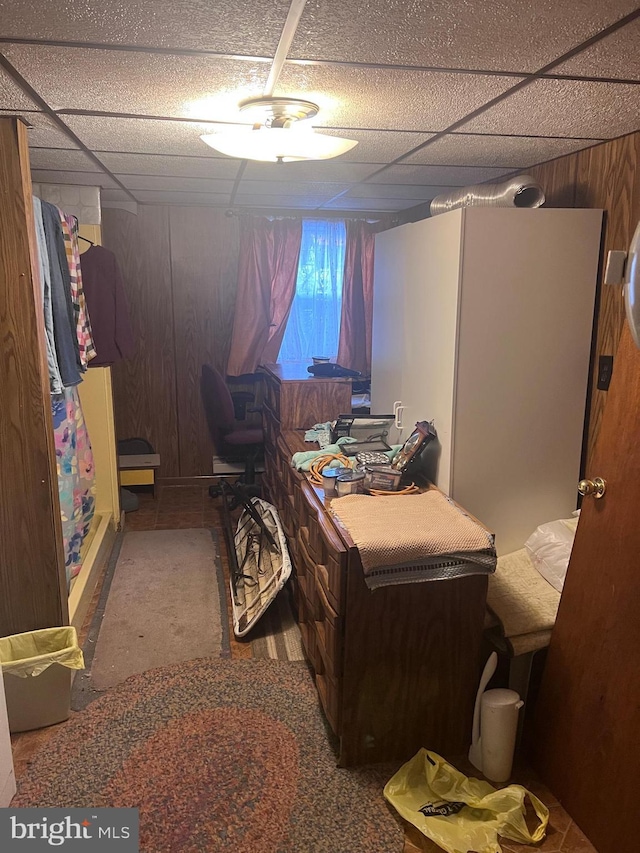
[264,428,489,767]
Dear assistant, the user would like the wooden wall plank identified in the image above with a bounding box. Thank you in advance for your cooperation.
[530,131,639,466]
[102,206,180,477]
[527,154,578,208]
[0,117,67,634]
[574,133,640,463]
[168,207,239,475]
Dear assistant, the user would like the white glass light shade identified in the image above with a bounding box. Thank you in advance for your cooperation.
[200,126,357,162]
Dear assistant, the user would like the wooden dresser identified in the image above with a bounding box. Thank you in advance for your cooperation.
[261,361,352,433]
[263,425,489,767]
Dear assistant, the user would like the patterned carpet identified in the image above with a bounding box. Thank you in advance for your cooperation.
[250,584,305,661]
[13,658,403,853]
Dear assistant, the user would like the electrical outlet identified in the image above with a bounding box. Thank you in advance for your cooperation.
[597,355,613,390]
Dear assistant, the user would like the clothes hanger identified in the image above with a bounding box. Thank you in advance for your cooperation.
[71,214,95,246]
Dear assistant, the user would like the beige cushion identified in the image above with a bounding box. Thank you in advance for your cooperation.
[486,549,561,656]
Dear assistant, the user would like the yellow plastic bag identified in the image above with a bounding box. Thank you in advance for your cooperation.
[384,749,549,853]
[0,627,84,678]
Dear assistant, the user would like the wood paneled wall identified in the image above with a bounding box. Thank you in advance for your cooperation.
[527,130,640,466]
[0,117,68,634]
[102,206,239,477]
[103,132,638,476]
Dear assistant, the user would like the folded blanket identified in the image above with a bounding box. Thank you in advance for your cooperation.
[291,440,355,471]
[330,490,496,590]
[486,548,560,656]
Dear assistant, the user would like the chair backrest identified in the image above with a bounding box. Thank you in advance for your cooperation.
[200,364,236,445]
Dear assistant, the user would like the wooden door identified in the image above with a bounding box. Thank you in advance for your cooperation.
[532,324,640,853]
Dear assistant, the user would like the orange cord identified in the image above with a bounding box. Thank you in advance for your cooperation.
[368,483,419,496]
[308,453,353,485]
[307,455,418,496]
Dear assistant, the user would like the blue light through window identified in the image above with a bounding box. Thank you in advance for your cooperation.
[278,219,346,363]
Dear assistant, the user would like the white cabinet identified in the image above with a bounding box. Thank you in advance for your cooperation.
[371,207,603,554]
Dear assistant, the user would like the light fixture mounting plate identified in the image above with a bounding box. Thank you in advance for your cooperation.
[238,96,319,127]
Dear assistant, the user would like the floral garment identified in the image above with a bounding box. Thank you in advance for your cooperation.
[52,387,96,586]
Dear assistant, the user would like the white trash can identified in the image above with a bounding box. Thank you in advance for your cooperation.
[0,627,84,733]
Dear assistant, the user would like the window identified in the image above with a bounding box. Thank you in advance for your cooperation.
[278,219,346,363]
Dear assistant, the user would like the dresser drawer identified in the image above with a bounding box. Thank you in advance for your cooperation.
[263,375,280,419]
[314,574,343,678]
[300,481,347,614]
[262,401,279,452]
[316,671,341,735]
[276,435,297,497]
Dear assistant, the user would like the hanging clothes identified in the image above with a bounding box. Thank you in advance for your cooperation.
[40,200,82,387]
[59,212,96,368]
[51,387,96,587]
[80,245,135,366]
[32,196,63,394]
[35,199,98,581]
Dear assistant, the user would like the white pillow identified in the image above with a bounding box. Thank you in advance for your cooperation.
[524,516,579,592]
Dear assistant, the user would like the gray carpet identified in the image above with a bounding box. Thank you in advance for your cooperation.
[83,529,229,694]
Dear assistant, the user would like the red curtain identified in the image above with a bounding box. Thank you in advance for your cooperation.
[226,216,302,377]
[336,220,377,375]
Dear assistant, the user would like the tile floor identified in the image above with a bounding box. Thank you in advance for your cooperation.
[10,485,597,853]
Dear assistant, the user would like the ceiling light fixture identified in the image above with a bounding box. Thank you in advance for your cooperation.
[200,96,358,163]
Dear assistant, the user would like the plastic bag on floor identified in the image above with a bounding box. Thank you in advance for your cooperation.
[384,749,548,853]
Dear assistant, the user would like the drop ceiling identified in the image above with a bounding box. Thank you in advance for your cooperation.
[0,0,638,215]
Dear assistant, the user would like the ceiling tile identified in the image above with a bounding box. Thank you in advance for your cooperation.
[0,0,290,54]
[28,148,97,170]
[289,0,639,72]
[31,169,117,188]
[315,129,433,163]
[0,65,39,109]
[404,133,604,168]
[132,190,232,205]
[96,152,240,178]
[322,197,418,211]
[1,110,79,148]
[100,189,132,203]
[242,161,379,183]
[367,163,513,185]
[0,44,269,118]
[553,18,640,80]
[462,78,640,139]
[61,116,239,157]
[345,183,454,201]
[115,174,234,193]
[234,194,334,209]
[275,65,522,131]
[236,181,349,198]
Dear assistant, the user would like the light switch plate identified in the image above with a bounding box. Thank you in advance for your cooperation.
[604,250,627,285]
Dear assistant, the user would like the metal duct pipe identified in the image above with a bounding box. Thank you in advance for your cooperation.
[430,174,545,217]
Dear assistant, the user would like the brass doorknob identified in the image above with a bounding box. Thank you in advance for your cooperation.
[577,477,606,498]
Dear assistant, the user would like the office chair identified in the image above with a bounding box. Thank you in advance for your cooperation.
[200,364,263,500]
